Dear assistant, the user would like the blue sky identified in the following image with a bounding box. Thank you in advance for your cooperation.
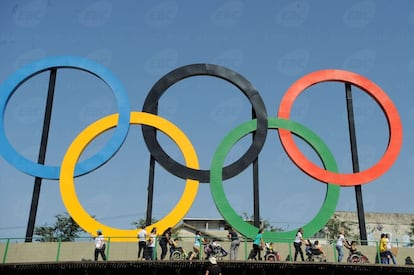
[1,0,414,240]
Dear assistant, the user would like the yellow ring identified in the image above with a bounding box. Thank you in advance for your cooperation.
[60,112,199,242]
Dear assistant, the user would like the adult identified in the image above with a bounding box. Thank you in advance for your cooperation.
[94,229,107,261]
[137,225,147,260]
[189,230,202,261]
[248,228,264,260]
[380,233,396,264]
[205,256,222,275]
[385,233,397,264]
[293,228,305,261]
[159,227,172,260]
[227,227,240,260]
[144,227,157,260]
[335,229,347,262]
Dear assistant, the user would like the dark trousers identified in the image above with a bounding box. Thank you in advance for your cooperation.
[160,242,168,260]
[144,246,154,260]
[94,247,106,261]
[138,241,146,258]
[248,244,262,260]
[294,242,304,261]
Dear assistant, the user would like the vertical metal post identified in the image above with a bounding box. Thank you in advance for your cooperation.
[145,104,157,226]
[146,155,155,226]
[253,158,260,227]
[2,238,10,264]
[56,238,62,262]
[25,68,57,242]
[252,108,260,228]
[345,83,368,244]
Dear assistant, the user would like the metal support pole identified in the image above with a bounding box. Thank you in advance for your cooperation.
[146,156,155,226]
[345,83,368,244]
[25,68,57,242]
[252,108,260,228]
[253,158,260,227]
[145,103,158,227]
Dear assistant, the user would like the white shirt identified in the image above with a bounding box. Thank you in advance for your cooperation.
[138,229,147,242]
[148,233,156,248]
[95,235,105,249]
[294,231,303,243]
[336,234,345,247]
[385,237,392,251]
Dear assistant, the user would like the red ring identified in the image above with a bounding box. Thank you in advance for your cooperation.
[277,69,403,186]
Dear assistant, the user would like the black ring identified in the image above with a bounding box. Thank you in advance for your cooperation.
[141,64,268,182]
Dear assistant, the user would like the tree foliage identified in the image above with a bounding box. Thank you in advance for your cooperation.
[240,212,284,232]
[324,215,358,241]
[131,218,158,229]
[34,212,85,242]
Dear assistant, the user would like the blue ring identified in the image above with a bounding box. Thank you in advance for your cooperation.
[0,56,130,179]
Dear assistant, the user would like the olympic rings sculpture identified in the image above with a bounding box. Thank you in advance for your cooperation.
[0,56,402,242]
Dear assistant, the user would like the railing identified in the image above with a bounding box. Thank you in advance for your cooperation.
[1,236,412,265]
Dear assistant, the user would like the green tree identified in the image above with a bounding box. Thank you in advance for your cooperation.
[324,215,358,242]
[240,212,284,232]
[131,218,158,229]
[34,212,85,242]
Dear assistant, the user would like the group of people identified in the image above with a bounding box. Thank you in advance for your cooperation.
[92,227,222,275]
[92,225,398,267]
[292,228,368,263]
[135,226,239,262]
[137,226,172,260]
[291,227,397,264]
[138,227,225,275]
[379,233,397,264]
[293,227,348,262]
[188,228,239,261]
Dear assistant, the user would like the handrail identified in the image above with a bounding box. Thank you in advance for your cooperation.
[0,236,411,264]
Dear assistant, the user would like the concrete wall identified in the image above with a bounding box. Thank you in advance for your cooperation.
[332,211,413,244]
[1,240,413,265]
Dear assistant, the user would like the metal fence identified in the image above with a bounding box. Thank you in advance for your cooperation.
[1,236,413,265]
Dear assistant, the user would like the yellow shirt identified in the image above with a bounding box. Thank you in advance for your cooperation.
[379,237,387,253]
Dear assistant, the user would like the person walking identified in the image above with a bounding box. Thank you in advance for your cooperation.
[248,228,264,260]
[385,233,397,264]
[205,256,222,275]
[144,227,157,260]
[293,228,305,261]
[137,225,147,260]
[94,229,107,261]
[189,230,202,261]
[379,233,396,264]
[159,227,172,260]
[335,229,347,262]
[227,227,240,261]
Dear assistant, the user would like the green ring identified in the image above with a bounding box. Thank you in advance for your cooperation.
[210,117,340,242]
